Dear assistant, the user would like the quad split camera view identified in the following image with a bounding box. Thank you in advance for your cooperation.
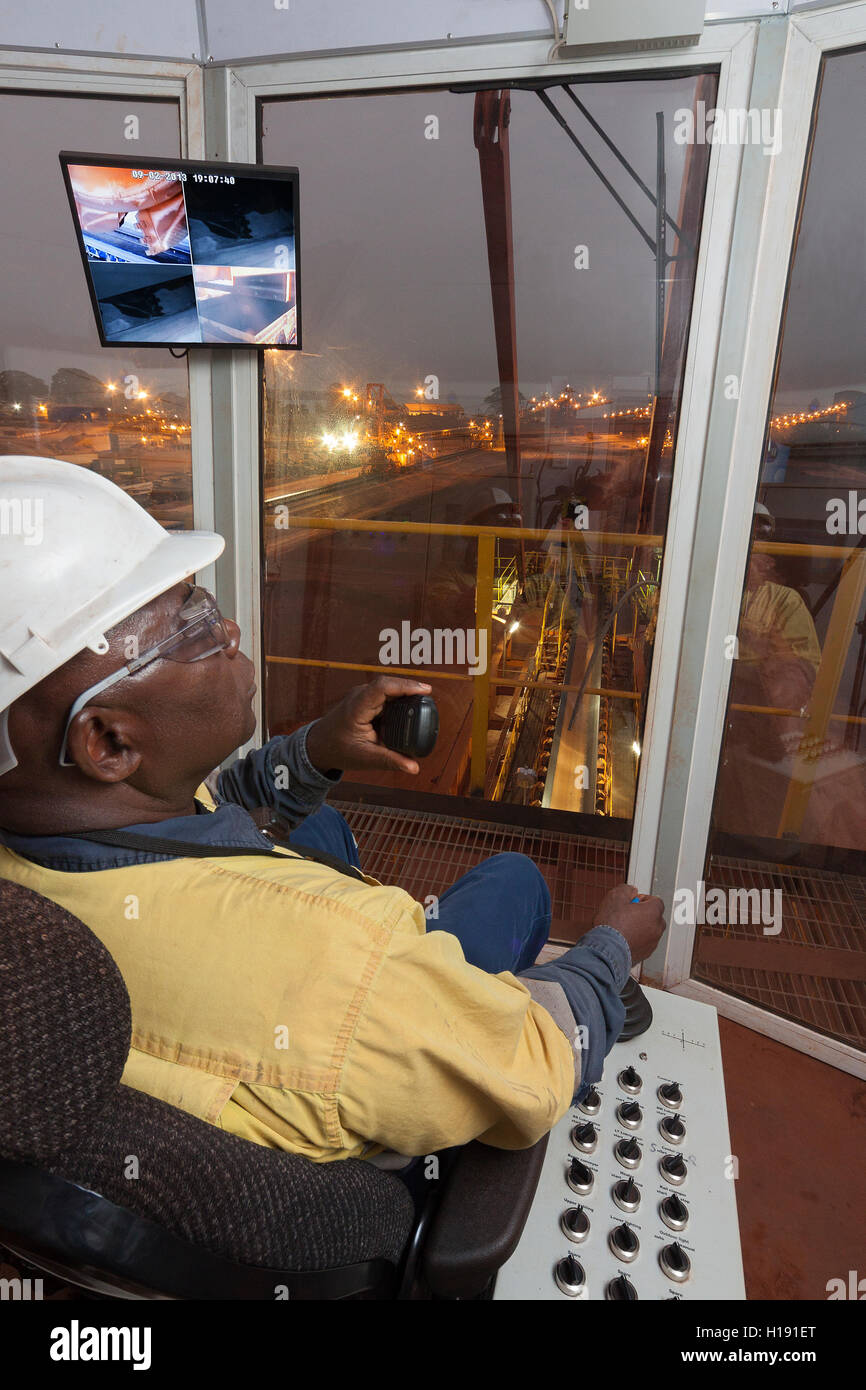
[62,158,298,347]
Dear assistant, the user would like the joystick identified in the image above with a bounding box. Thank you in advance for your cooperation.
[372,694,439,758]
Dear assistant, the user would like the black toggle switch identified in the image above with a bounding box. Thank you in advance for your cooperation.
[660,1193,689,1232]
[660,1114,686,1143]
[555,1251,587,1297]
[578,1086,602,1115]
[615,1136,642,1169]
[567,1156,594,1195]
[613,1176,641,1213]
[658,1081,683,1109]
[617,1100,642,1129]
[606,1273,639,1301]
[618,1064,642,1093]
[609,1222,640,1262]
[659,1240,692,1283]
[560,1205,590,1243]
[659,1153,688,1186]
[571,1121,598,1152]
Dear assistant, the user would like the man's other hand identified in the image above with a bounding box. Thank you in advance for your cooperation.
[593,883,666,965]
[305,676,433,776]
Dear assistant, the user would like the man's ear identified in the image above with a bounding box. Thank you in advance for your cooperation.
[65,706,143,783]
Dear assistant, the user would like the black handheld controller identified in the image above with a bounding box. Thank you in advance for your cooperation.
[372,695,439,758]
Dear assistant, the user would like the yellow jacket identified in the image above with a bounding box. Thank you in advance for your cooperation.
[740,581,821,672]
[0,812,575,1161]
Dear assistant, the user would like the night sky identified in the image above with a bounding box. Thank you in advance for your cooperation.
[1,50,864,413]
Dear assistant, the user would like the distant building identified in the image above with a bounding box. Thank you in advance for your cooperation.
[403,401,466,430]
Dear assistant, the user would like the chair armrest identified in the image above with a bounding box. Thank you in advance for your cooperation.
[421,1133,549,1299]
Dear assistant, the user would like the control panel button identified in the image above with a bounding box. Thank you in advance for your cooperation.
[605,1273,639,1301]
[560,1205,590,1244]
[659,1241,692,1283]
[614,1136,642,1170]
[616,1101,642,1130]
[577,1087,601,1116]
[617,1065,642,1094]
[488,987,744,1303]
[554,1252,587,1297]
[659,1193,689,1232]
[608,1223,640,1263]
[566,1157,594,1196]
[659,1113,686,1144]
[657,1081,683,1110]
[612,1176,641,1214]
[659,1153,688,1186]
[571,1121,598,1153]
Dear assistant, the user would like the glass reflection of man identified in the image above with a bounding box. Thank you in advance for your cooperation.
[426,485,522,629]
[521,483,594,630]
[716,502,822,837]
[738,503,821,753]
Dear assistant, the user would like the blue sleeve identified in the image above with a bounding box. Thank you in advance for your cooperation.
[216,723,342,829]
[520,925,631,1102]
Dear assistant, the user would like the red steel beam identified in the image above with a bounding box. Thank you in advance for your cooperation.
[474,90,523,565]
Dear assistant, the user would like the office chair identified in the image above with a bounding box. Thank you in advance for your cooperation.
[0,879,546,1300]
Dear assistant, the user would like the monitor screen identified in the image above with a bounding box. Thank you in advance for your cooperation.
[59,152,301,349]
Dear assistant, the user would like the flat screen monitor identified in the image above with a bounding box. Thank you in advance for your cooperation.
[59,152,301,349]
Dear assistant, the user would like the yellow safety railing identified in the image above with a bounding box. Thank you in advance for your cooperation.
[494,555,520,605]
[265,514,865,813]
[268,516,661,793]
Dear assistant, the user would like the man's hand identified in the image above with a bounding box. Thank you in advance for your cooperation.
[593,883,666,965]
[305,677,433,777]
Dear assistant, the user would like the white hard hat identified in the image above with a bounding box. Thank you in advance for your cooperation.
[0,455,225,770]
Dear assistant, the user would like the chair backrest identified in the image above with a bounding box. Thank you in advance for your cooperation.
[0,879,131,1163]
[0,878,414,1279]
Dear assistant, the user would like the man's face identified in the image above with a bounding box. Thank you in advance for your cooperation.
[6,582,257,794]
[108,582,258,779]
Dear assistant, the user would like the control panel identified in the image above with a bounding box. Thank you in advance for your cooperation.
[493,985,745,1300]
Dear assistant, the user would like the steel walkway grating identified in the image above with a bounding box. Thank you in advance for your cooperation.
[696,856,866,1050]
[337,803,866,1049]
[333,800,628,941]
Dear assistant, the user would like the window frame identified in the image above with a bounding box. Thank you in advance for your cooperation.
[0,50,216,596]
[230,21,759,907]
[648,2,866,1078]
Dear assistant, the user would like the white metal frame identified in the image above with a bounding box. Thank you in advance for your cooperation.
[647,2,866,1077]
[219,19,760,857]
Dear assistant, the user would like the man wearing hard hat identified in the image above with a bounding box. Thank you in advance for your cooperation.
[715,501,825,839]
[0,456,664,1163]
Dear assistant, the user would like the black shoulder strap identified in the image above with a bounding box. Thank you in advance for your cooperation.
[70,827,367,883]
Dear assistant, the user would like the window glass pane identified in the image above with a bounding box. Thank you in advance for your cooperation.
[0,93,192,528]
[262,74,716,937]
[698,48,866,1047]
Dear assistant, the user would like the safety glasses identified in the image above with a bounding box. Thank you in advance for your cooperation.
[58,586,233,767]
